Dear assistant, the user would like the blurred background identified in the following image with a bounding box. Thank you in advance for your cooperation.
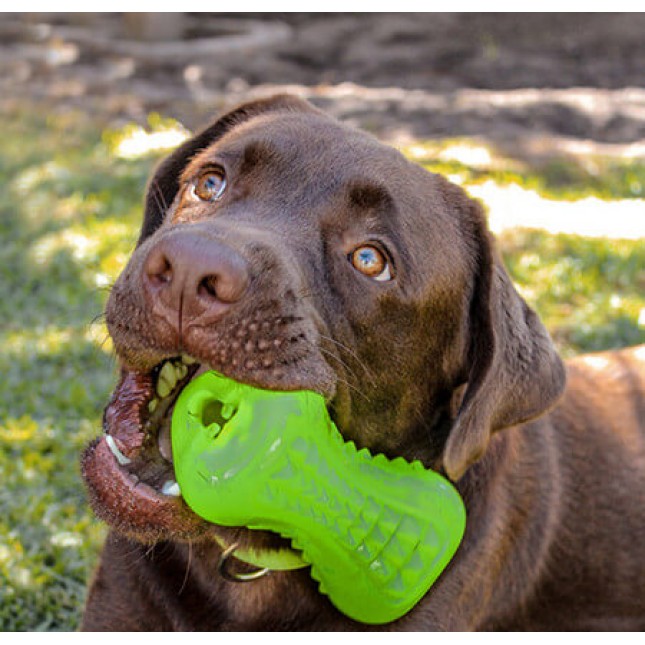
[1,12,644,631]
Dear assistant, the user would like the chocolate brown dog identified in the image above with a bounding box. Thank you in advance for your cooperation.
[81,95,645,630]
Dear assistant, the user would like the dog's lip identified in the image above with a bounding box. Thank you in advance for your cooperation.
[81,436,208,539]
[82,357,206,539]
[82,424,299,553]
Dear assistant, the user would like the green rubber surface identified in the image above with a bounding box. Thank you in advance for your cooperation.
[171,371,466,625]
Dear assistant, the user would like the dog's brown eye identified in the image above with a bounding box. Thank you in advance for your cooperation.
[192,168,227,202]
[349,245,392,282]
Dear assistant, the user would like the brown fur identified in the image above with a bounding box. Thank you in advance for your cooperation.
[81,95,645,631]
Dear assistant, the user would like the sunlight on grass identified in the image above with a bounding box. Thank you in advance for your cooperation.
[104,112,190,159]
[1,105,643,631]
[472,181,645,240]
[405,138,645,241]
[30,220,134,289]
[112,124,189,159]
[405,138,645,201]
[0,415,39,443]
[2,326,113,358]
[437,142,494,168]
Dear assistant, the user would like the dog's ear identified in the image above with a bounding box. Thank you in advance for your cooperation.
[137,94,318,244]
[442,189,566,481]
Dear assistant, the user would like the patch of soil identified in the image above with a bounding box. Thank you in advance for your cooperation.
[3,13,645,160]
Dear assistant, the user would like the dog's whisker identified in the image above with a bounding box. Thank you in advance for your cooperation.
[317,332,362,364]
[94,282,116,294]
[105,348,119,369]
[318,345,361,383]
[178,540,193,596]
[332,371,372,404]
[340,378,372,404]
[318,333,376,386]
[89,311,107,327]
[149,177,170,215]
[119,542,159,568]
[97,333,112,351]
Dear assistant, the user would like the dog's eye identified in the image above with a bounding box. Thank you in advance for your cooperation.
[349,245,392,282]
[191,167,227,202]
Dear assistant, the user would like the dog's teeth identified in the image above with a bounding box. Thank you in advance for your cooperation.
[105,434,132,466]
[156,379,171,398]
[159,361,175,381]
[156,359,190,399]
[175,362,188,380]
[158,421,173,463]
[221,403,234,420]
[156,362,178,398]
[148,398,159,413]
[181,354,197,365]
[161,480,181,497]
[157,361,178,396]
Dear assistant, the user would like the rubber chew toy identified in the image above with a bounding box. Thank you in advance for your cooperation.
[171,371,466,624]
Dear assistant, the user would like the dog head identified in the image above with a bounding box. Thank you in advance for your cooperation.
[81,95,565,544]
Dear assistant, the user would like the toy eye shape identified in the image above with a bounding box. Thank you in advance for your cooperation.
[349,245,392,282]
[191,167,227,202]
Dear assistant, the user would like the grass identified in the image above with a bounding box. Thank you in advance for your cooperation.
[405,138,645,201]
[0,107,154,631]
[1,106,643,631]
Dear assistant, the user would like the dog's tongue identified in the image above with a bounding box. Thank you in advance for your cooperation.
[171,371,466,625]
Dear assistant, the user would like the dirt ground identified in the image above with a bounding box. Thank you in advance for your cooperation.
[3,13,645,160]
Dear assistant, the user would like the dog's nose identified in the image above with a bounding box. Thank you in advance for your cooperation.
[143,233,249,328]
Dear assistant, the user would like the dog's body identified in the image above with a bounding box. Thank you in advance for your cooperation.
[81,96,645,631]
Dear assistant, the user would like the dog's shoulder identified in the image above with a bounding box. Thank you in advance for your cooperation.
[548,344,645,452]
[567,344,645,397]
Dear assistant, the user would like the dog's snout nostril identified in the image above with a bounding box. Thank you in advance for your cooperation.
[198,276,218,300]
[198,268,248,305]
[145,251,173,287]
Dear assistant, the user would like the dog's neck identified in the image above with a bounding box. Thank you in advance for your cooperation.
[135,537,353,630]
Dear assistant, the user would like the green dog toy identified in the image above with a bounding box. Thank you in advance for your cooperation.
[171,371,466,624]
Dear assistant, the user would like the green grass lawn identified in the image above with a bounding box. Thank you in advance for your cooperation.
[1,106,643,631]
